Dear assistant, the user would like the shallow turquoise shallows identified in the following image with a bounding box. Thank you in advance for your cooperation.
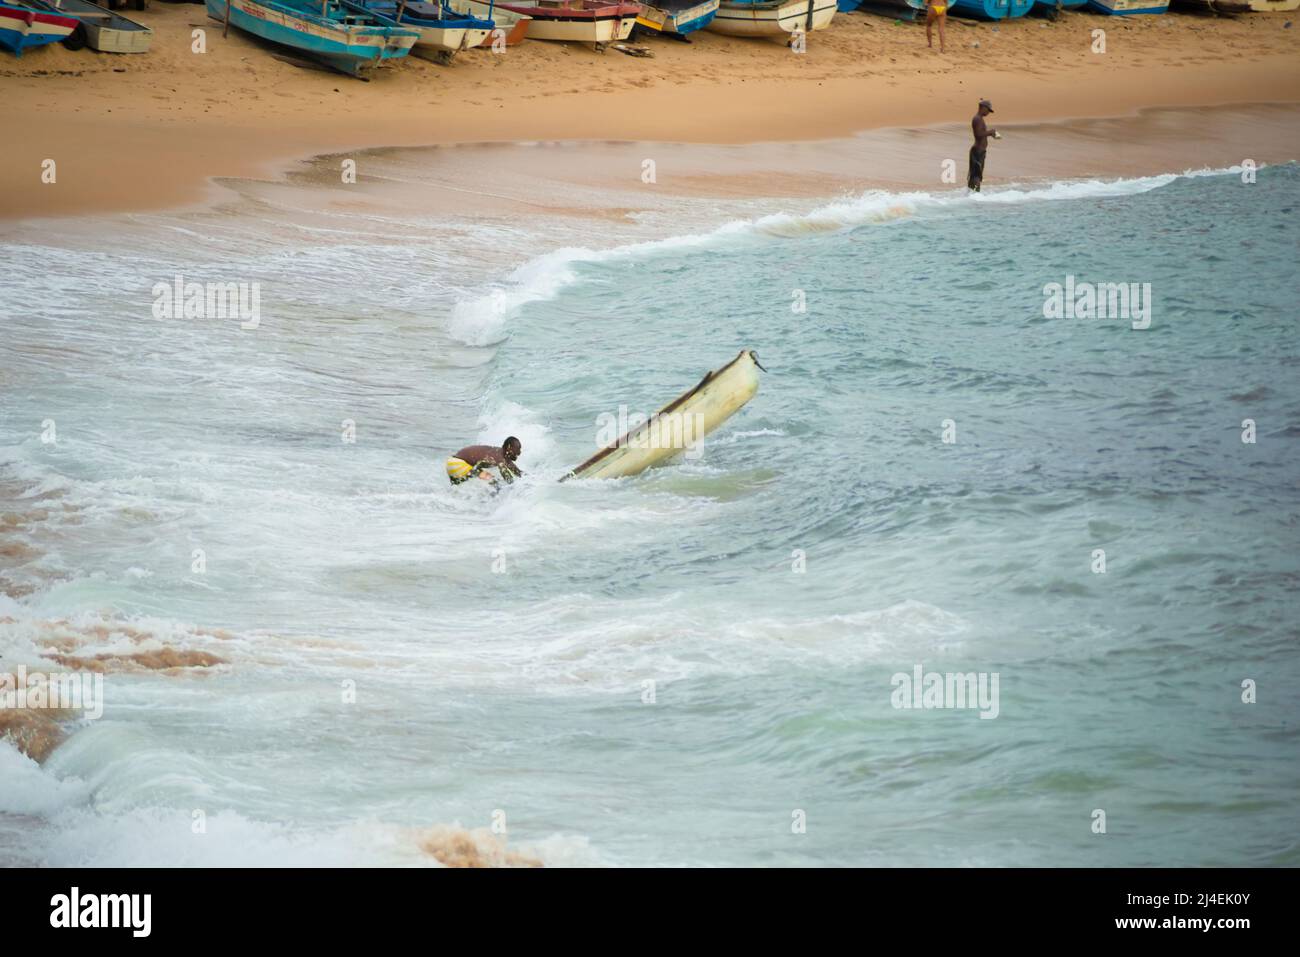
[1,162,1296,866]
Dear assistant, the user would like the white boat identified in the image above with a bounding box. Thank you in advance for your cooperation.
[1244,0,1298,9]
[1084,0,1169,12]
[705,0,836,37]
[28,0,152,52]
[445,0,532,44]
[562,349,764,481]
[493,1,638,47]
[368,2,493,60]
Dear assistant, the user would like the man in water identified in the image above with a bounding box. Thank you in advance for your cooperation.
[446,437,523,486]
[968,99,1000,192]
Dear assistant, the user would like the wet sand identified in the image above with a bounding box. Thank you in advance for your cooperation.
[269,102,1299,220]
[2,101,1296,241]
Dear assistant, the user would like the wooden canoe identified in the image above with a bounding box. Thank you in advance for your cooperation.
[562,349,764,481]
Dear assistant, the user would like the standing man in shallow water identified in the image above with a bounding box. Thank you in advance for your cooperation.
[968,99,1001,192]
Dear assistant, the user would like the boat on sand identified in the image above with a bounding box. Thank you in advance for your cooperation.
[446,0,532,44]
[27,0,152,52]
[705,0,837,37]
[204,0,419,77]
[0,0,79,55]
[366,1,493,61]
[492,0,639,49]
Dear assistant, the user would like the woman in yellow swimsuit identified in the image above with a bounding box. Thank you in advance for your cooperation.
[926,0,947,54]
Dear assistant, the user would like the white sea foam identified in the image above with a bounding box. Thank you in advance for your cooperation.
[376,597,972,695]
[709,428,786,447]
[475,397,554,464]
[445,169,1238,344]
[1,736,597,867]
[0,743,90,816]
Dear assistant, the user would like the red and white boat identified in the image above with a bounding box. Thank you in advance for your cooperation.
[0,1,79,56]
[492,0,639,48]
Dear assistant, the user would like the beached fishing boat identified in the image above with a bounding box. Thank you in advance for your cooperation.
[948,0,1032,17]
[445,0,531,43]
[0,1,78,55]
[27,0,151,52]
[561,350,764,482]
[204,0,419,76]
[835,0,860,10]
[1245,0,1298,9]
[366,1,492,60]
[1084,0,1167,12]
[1029,0,1085,17]
[1168,0,1250,12]
[492,0,638,47]
[635,0,719,35]
[853,0,924,19]
[704,0,837,37]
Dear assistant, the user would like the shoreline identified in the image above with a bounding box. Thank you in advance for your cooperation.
[3,102,1296,235]
[1,10,1297,221]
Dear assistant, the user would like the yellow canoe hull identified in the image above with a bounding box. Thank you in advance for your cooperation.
[563,349,764,481]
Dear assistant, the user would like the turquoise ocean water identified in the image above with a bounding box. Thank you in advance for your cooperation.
[1,158,1296,866]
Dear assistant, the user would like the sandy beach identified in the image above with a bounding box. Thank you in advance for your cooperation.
[1,7,1297,220]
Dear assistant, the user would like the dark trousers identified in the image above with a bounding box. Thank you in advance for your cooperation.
[967,147,987,191]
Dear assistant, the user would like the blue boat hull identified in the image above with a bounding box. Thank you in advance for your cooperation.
[0,1,77,56]
[950,0,1031,16]
[367,3,493,32]
[637,0,720,34]
[853,0,924,18]
[836,0,861,10]
[204,0,416,76]
[0,28,66,55]
[668,8,718,32]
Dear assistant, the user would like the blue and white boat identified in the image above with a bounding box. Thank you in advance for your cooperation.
[204,0,419,76]
[0,0,79,55]
[705,0,837,37]
[1029,0,1085,15]
[445,0,531,44]
[366,1,493,60]
[1085,0,1168,12]
[852,0,924,18]
[949,0,1031,17]
[636,0,720,35]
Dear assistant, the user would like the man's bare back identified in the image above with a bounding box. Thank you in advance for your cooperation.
[446,437,523,486]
